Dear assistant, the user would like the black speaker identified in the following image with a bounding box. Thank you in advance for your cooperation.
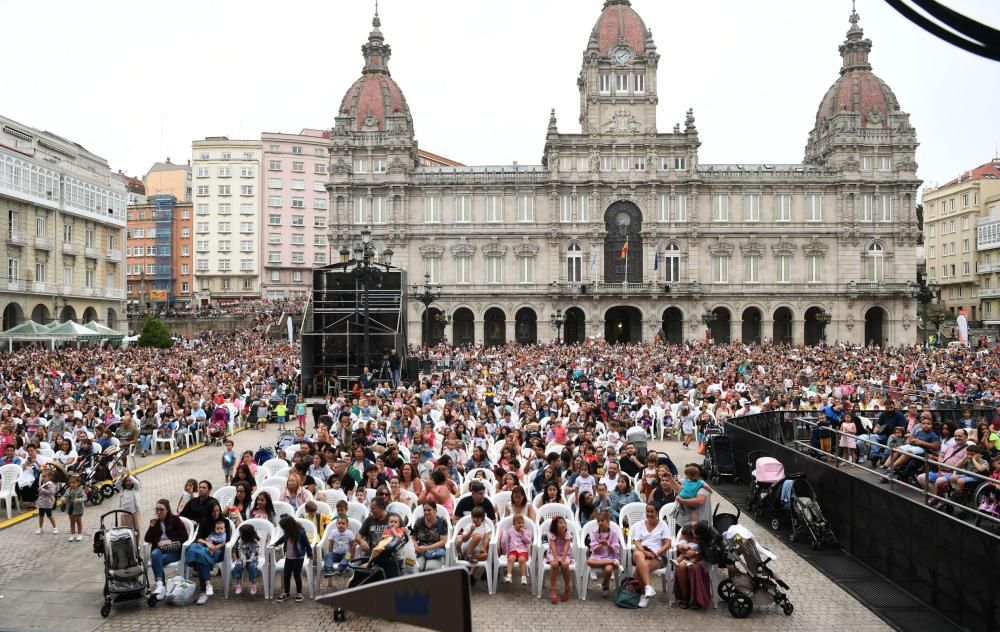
[405,357,419,381]
[421,359,434,375]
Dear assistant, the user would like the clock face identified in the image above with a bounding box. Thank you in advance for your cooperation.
[613,47,632,65]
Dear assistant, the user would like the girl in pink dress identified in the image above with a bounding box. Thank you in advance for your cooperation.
[545,516,574,603]
[585,510,621,593]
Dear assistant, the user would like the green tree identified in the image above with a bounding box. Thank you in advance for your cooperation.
[915,203,923,245]
[137,317,174,348]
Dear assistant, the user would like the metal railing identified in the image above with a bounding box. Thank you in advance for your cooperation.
[785,415,999,528]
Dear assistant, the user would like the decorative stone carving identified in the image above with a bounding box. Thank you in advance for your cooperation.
[840,156,859,170]
[481,239,507,257]
[331,157,351,174]
[513,239,539,257]
[771,239,796,257]
[388,157,408,173]
[449,239,476,258]
[866,109,883,126]
[418,243,444,258]
[740,237,764,257]
[603,109,642,135]
[708,237,733,257]
[845,314,855,330]
[802,236,828,257]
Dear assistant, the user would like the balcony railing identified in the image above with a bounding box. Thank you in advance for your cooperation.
[106,249,122,262]
[980,288,1000,299]
[977,263,1000,274]
[32,281,49,293]
[62,242,81,255]
[85,246,101,258]
[6,230,28,245]
[7,279,24,291]
[106,288,124,299]
[33,236,54,250]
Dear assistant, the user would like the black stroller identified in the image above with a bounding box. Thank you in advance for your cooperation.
[784,478,838,549]
[332,534,407,622]
[716,531,793,618]
[93,510,156,617]
[703,433,738,484]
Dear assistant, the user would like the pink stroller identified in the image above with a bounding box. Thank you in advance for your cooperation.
[206,408,229,446]
[746,452,787,525]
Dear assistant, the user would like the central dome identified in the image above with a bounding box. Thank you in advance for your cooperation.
[590,0,650,54]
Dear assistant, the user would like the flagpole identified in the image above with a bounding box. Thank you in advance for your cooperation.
[623,238,628,287]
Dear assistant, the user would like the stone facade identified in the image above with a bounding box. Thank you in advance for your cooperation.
[0,114,127,331]
[327,2,922,347]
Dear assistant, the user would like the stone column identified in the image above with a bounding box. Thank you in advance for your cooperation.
[792,319,805,346]
[730,318,741,344]
[762,319,774,343]
[505,319,516,345]
[474,319,484,346]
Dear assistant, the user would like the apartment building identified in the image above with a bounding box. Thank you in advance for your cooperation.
[923,159,1000,319]
[125,195,193,308]
[190,137,261,304]
[144,158,191,201]
[978,188,1000,326]
[261,130,330,299]
[0,114,127,330]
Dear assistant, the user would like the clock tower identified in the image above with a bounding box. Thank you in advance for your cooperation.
[578,0,659,135]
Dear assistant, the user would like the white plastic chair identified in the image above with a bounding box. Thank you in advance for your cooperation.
[39,442,52,451]
[295,500,333,520]
[152,428,177,455]
[38,448,55,459]
[262,458,288,477]
[386,502,413,526]
[272,501,296,521]
[225,518,274,598]
[397,488,419,508]
[489,515,537,593]
[143,516,196,581]
[347,501,369,524]
[214,486,237,512]
[617,501,647,532]
[317,489,348,505]
[537,503,575,525]
[535,518,580,599]
[449,515,495,593]
[314,517,363,594]
[0,464,21,519]
[461,468,496,493]
[577,520,626,600]
[493,491,513,519]
[272,467,291,481]
[269,518,316,599]
[260,477,286,492]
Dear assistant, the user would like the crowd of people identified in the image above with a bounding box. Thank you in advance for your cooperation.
[127,298,306,328]
[4,335,1000,613]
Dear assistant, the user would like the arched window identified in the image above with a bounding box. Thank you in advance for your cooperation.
[866,243,884,283]
[567,243,583,283]
[663,243,680,283]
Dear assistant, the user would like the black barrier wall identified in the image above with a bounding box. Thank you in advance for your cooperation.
[727,415,998,632]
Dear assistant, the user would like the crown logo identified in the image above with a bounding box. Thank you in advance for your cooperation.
[394,591,430,616]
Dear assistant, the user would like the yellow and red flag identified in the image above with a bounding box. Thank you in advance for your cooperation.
[619,236,629,260]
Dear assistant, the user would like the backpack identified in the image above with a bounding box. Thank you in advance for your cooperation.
[164,576,198,606]
[614,576,643,609]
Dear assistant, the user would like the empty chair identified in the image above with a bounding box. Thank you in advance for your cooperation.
[213,486,237,512]
[260,477,286,492]
[262,458,288,477]
[347,501,369,524]
[0,464,21,520]
[617,501,648,532]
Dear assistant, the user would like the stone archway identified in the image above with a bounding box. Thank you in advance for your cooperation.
[563,307,585,344]
[484,307,506,347]
[773,307,793,344]
[2,303,24,330]
[864,306,887,347]
[741,307,762,344]
[82,306,99,324]
[452,308,474,346]
[603,201,643,283]
[106,308,119,331]
[661,307,683,343]
[59,305,78,323]
[709,307,731,344]
[804,306,826,346]
[514,307,537,344]
[604,305,642,344]
[31,304,51,325]
[422,307,444,346]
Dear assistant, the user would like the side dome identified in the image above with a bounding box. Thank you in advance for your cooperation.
[590,0,650,54]
[813,9,900,131]
[335,12,413,133]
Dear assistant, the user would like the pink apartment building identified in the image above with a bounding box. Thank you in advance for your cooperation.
[261,129,331,299]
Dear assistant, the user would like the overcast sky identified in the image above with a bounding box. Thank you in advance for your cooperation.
[4,0,998,192]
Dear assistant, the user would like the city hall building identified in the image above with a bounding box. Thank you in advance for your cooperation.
[326,1,921,347]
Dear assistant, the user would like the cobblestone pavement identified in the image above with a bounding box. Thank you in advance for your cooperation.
[0,428,890,632]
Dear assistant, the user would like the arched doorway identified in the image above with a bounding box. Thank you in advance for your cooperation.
[709,307,731,343]
[514,307,537,344]
[59,305,77,323]
[2,303,24,330]
[106,308,119,331]
[741,307,762,344]
[603,201,643,283]
[31,304,51,325]
[563,307,586,344]
[605,305,642,344]
[661,307,683,343]
[484,308,506,347]
[864,306,886,347]
[804,306,826,346]
[82,306,99,323]
[452,308,474,346]
[422,307,445,346]
[773,307,793,344]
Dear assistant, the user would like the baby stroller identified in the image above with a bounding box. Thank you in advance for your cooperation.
[704,433,738,484]
[717,528,793,618]
[625,426,649,460]
[254,446,275,466]
[746,451,786,526]
[332,534,406,622]
[206,408,228,446]
[783,478,838,550]
[275,429,297,453]
[93,509,155,617]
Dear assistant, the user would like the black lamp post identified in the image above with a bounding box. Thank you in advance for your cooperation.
[550,309,565,344]
[413,272,440,350]
[911,280,940,345]
[701,310,717,342]
[434,312,451,344]
[816,309,832,343]
[339,228,393,379]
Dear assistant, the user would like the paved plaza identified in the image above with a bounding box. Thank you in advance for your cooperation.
[0,427,891,632]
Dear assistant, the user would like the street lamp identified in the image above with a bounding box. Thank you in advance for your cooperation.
[550,309,565,344]
[816,309,832,343]
[911,280,940,345]
[701,310,717,343]
[434,312,451,344]
[340,227,392,380]
[413,272,441,349]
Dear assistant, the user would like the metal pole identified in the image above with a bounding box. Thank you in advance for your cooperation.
[363,274,370,376]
